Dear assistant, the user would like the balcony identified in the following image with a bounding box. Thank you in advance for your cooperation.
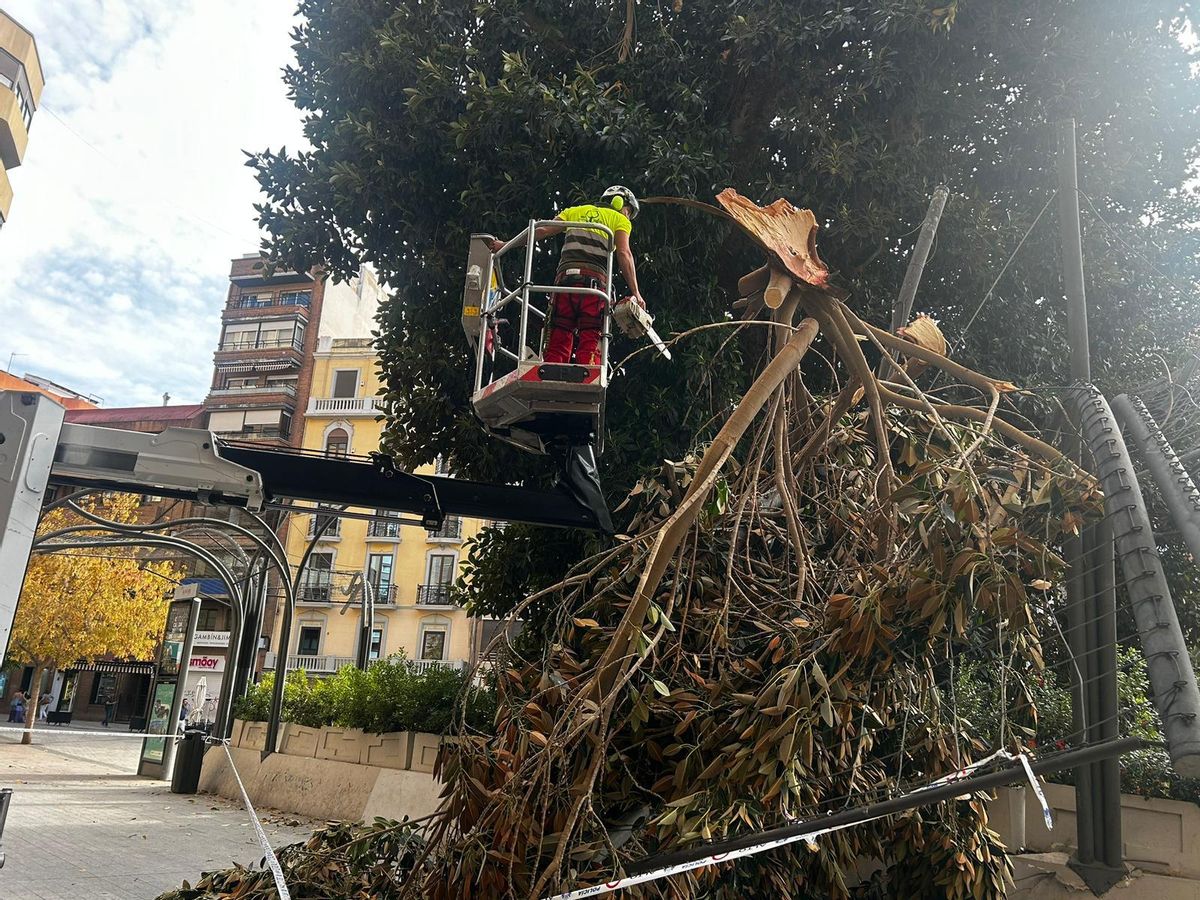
[308,514,341,539]
[216,425,287,441]
[306,396,385,416]
[208,383,297,399]
[416,583,455,606]
[410,659,467,675]
[262,652,357,675]
[297,578,334,604]
[218,336,305,353]
[427,516,462,542]
[262,653,465,675]
[367,519,402,540]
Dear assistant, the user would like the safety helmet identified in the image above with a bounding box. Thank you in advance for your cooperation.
[600,185,639,220]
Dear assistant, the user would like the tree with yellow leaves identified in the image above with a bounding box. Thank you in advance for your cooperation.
[7,494,180,743]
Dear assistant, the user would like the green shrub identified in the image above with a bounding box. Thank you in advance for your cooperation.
[232,654,497,736]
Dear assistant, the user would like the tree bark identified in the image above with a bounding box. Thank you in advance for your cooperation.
[20,663,44,745]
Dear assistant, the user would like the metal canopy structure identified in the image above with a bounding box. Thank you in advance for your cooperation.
[0,388,605,668]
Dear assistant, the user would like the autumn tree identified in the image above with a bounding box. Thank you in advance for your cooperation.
[6,495,179,743]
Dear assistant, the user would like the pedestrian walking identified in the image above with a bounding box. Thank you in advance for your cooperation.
[38,691,52,721]
[101,695,116,727]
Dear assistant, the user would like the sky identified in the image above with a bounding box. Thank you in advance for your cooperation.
[0,1,306,407]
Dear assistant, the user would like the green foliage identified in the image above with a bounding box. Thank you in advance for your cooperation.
[232,656,496,735]
[248,0,1200,628]
[955,646,1200,805]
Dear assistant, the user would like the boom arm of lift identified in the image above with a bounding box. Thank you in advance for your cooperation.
[0,390,606,658]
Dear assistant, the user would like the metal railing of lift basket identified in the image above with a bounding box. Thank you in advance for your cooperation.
[474,219,616,394]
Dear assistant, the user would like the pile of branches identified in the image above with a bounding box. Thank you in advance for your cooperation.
[164,192,1100,899]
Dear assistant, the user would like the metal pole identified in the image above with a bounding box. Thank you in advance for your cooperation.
[1089,518,1122,869]
[1057,118,1091,382]
[1064,532,1095,864]
[891,184,949,332]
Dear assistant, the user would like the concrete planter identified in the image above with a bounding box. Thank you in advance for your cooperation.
[228,719,244,749]
[240,720,268,752]
[410,731,444,774]
[361,731,412,770]
[279,722,321,758]
[316,726,369,764]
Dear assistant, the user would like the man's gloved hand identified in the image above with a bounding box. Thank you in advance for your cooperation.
[487,238,505,253]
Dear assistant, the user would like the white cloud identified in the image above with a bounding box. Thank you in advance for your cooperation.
[0,0,306,406]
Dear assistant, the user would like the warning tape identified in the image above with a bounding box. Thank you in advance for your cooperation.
[1,722,293,898]
[213,737,292,900]
[542,750,1052,900]
[0,723,178,740]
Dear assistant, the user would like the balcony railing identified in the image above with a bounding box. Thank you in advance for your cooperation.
[218,336,305,352]
[209,383,296,398]
[306,396,385,416]
[216,425,287,440]
[298,578,333,603]
[232,293,311,310]
[366,583,396,605]
[416,583,455,606]
[308,514,341,538]
[367,519,402,539]
[427,516,462,541]
[410,659,467,674]
[262,652,356,674]
[262,653,465,675]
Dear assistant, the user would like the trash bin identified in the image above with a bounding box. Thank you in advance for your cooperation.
[171,730,206,794]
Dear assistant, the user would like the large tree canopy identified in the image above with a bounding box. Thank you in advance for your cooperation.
[251,0,1200,618]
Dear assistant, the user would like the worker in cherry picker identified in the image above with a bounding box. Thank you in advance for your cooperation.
[489,185,646,365]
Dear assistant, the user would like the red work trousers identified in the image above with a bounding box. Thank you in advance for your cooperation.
[545,275,606,365]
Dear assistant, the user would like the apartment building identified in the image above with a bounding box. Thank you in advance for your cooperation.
[204,255,382,446]
[0,9,42,227]
[272,337,487,676]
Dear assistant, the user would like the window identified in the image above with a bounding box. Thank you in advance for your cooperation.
[369,628,384,661]
[279,290,311,307]
[197,607,223,631]
[220,323,259,349]
[223,376,260,390]
[325,428,350,457]
[301,552,333,601]
[310,504,341,538]
[297,626,322,656]
[420,627,447,661]
[332,370,359,399]
[238,293,271,308]
[367,553,394,601]
[259,327,296,348]
[427,553,455,585]
[90,673,118,705]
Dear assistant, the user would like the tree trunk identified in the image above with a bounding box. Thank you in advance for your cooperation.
[20,664,44,745]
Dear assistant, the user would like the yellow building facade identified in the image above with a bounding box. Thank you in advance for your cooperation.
[276,337,486,674]
[0,9,44,226]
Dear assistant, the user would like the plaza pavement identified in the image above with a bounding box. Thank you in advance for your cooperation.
[0,721,319,899]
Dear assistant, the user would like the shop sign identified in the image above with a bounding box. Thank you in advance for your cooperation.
[188,655,225,672]
[193,631,231,647]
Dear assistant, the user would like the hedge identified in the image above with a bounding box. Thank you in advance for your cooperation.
[233,654,496,735]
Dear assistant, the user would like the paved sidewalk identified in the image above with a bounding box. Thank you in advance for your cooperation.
[0,722,319,899]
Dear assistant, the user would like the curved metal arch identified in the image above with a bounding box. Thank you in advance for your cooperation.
[33,534,247,735]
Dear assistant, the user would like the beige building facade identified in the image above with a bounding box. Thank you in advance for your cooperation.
[273,337,490,675]
[0,9,43,226]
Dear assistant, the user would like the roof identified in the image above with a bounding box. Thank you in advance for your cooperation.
[0,370,98,410]
[65,404,206,425]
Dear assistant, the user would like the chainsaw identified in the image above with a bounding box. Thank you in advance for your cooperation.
[613,297,671,360]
